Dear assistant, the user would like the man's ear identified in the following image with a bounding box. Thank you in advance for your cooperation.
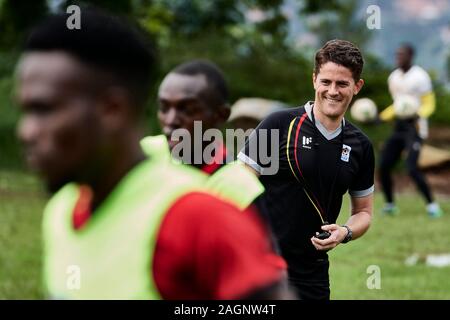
[354,79,365,95]
[312,72,318,90]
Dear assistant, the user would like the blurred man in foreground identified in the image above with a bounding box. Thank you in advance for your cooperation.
[16,9,289,299]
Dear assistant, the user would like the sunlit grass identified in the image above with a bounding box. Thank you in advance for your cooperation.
[0,170,47,299]
[1,170,449,299]
[330,192,450,299]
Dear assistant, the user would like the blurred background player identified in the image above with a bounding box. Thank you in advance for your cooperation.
[379,43,443,218]
[154,60,230,171]
[15,9,289,299]
[141,60,264,209]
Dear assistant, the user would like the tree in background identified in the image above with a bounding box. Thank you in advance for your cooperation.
[1,0,446,168]
[0,0,48,49]
[55,0,132,15]
[300,0,372,50]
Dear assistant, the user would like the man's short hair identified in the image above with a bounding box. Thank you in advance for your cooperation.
[172,60,229,108]
[399,43,415,57]
[23,7,157,110]
[314,39,364,82]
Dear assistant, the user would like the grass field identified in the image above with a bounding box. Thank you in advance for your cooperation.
[331,192,450,299]
[1,169,449,300]
[0,170,46,299]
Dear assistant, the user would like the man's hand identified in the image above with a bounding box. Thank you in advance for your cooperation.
[310,224,348,251]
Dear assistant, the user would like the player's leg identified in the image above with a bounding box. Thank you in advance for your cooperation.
[405,136,443,218]
[379,133,404,214]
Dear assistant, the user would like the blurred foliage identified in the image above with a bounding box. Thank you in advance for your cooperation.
[358,53,392,111]
[159,31,313,105]
[302,0,343,13]
[133,0,288,51]
[302,0,372,49]
[1,0,449,170]
[59,0,133,14]
[433,83,450,124]
[0,0,48,49]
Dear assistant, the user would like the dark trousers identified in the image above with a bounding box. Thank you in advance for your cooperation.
[289,279,330,300]
[379,131,433,204]
[287,258,330,300]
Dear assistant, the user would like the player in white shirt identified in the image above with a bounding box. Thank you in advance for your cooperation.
[378,44,443,218]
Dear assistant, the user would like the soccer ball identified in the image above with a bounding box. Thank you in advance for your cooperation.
[350,98,378,123]
[393,94,420,119]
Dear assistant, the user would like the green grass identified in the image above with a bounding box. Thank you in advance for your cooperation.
[1,169,449,299]
[330,193,450,299]
[0,170,47,299]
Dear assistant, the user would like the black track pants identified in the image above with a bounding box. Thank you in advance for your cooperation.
[379,131,433,204]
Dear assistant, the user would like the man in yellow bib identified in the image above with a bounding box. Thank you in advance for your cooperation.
[16,9,288,300]
[141,60,264,210]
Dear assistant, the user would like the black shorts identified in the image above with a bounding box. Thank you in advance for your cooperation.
[287,257,330,300]
[289,278,330,300]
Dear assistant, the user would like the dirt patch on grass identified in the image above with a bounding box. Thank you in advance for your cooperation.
[428,126,450,149]
[375,165,450,198]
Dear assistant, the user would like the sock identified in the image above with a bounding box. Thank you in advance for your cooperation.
[427,202,440,213]
[384,202,395,210]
